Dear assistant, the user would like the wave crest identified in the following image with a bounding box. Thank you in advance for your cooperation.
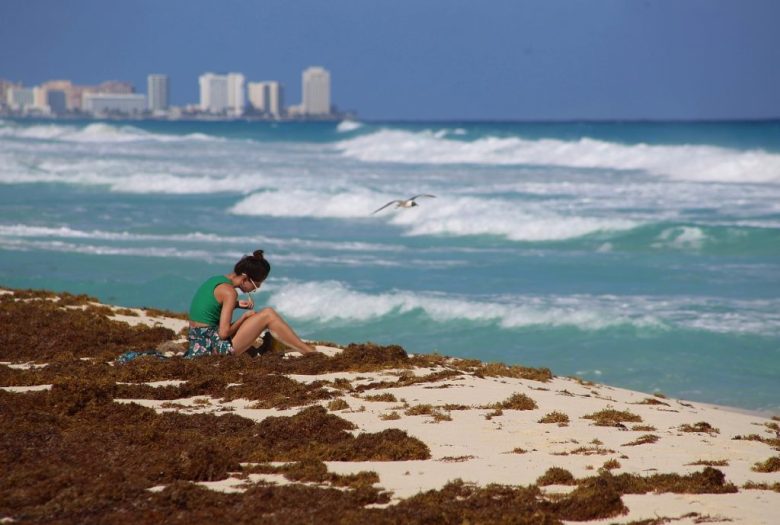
[266,280,780,336]
[230,190,639,241]
[336,129,780,184]
[267,280,661,330]
[0,121,219,144]
[336,120,363,132]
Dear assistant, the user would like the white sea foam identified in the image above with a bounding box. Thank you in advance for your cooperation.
[388,195,639,241]
[104,173,260,194]
[336,120,363,132]
[0,151,271,193]
[230,189,381,218]
[654,226,708,250]
[230,190,640,241]
[267,280,660,330]
[0,237,445,268]
[267,280,780,336]
[0,168,260,194]
[0,224,397,252]
[0,121,220,144]
[0,238,227,261]
[336,129,780,184]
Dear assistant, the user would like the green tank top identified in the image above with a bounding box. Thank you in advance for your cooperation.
[189,275,232,326]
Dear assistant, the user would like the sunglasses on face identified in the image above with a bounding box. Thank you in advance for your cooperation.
[246,276,260,292]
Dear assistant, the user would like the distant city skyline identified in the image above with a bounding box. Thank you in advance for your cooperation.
[1,0,779,120]
[1,67,337,120]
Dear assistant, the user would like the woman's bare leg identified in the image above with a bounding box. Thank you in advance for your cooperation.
[231,307,315,355]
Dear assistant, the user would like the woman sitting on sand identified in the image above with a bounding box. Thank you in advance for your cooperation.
[186,250,316,357]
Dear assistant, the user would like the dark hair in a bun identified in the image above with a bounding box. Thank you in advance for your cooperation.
[234,249,271,282]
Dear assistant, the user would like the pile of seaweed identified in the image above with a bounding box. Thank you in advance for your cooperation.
[0,289,740,523]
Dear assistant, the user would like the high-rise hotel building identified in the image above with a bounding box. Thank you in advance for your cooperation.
[227,73,245,116]
[199,73,245,115]
[302,67,331,116]
[147,74,169,112]
[247,81,283,117]
[199,73,226,113]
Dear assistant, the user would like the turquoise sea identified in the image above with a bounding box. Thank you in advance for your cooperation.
[1,117,778,412]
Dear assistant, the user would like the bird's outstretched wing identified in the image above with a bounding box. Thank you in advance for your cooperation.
[410,194,436,201]
[372,200,402,215]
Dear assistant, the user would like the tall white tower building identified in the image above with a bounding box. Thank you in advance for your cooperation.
[199,73,244,115]
[248,81,283,117]
[147,74,169,112]
[226,73,245,116]
[302,66,331,116]
[199,73,228,114]
[267,82,283,117]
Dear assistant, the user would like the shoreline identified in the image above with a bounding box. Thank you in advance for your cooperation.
[0,285,773,418]
[2,286,779,523]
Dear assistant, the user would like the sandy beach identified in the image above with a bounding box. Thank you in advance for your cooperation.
[1,287,778,524]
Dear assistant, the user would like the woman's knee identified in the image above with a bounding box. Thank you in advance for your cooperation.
[258,307,279,319]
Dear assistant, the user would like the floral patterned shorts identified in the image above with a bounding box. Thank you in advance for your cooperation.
[186,326,234,358]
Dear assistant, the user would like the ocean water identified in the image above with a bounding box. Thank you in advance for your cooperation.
[1,117,778,412]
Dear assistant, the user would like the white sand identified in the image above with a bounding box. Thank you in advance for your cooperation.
[115,357,779,522]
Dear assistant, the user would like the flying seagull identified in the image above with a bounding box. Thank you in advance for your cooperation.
[371,194,436,215]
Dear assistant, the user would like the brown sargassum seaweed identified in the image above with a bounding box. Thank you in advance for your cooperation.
[0,289,744,523]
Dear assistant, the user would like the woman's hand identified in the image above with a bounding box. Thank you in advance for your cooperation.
[238,298,254,310]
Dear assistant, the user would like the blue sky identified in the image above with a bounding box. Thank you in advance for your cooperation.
[1,0,778,120]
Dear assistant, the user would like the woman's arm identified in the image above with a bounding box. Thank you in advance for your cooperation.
[215,284,253,340]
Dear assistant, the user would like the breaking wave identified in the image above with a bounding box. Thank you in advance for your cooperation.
[336,129,780,184]
[0,224,396,252]
[230,190,640,241]
[267,280,662,330]
[336,120,363,132]
[0,121,219,144]
[266,280,780,336]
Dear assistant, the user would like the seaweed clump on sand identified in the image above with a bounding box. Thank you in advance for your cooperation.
[578,467,738,495]
[327,398,350,411]
[634,397,671,407]
[0,291,175,362]
[0,383,428,523]
[582,409,642,427]
[622,434,660,447]
[111,373,337,410]
[105,480,388,524]
[543,477,627,521]
[249,342,412,376]
[141,306,189,320]
[0,383,243,522]
[352,369,464,393]
[361,478,624,524]
[731,433,780,451]
[222,373,335,408]
[246,459,380,489]
[452,360,553,383]
[493,392,538,410]
[246,406,431,462]
[362,393,397,402]
[687,459,728,467]
[537,467,577,486]
[678,421,720,434]
[88,476,628,525]
[539,411,570,425]
[743,481,780,492]
[403,404,453,422]
[751,456,780,473]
